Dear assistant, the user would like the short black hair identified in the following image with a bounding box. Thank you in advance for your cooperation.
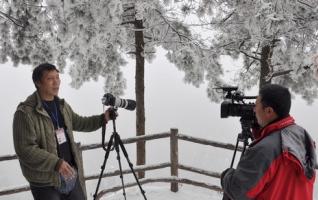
[32,63,59,88]
[259,84,291,118]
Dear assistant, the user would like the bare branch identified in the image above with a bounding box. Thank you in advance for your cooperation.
[126,51,136,55]
[121,20,136,25]
[246,59,257,72]
[143,35,152,40]
[23,2,47,8]
[154,9,192,42]
[297,0,315,8]
[271,69,293,78]
[218,41,236,48]
[238,40,245,49]
[240,50,261,61]
[0,10,24,27]
[183,22,218,27]
[221,10,236,23]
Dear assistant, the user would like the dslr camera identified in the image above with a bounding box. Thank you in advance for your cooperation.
[102,93,136,111]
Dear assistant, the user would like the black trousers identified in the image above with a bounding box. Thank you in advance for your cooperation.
[30,178,85,200]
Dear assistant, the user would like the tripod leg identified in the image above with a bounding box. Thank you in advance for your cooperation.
[222,136,240,200]
[230,136,240,168]
[114,135,127,200]
[93,134,115,200]
[116,134,147,200]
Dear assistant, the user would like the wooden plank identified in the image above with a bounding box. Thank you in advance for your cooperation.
[0,186,30,196]
[80,132,170,151]
[0,154,18,162]
[178,134,243,151]
[85,162,171,181]
[179,164,221,178]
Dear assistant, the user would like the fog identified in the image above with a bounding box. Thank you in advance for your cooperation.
[1,48,317,199]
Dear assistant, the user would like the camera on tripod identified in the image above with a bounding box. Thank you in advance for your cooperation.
[218,86,256,120]
[94,93,146,200]
[217,86,258,200]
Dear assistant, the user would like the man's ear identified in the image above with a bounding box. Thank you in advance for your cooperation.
[35,80,41,88]
[265,107,279,120]
[265,107,275,115]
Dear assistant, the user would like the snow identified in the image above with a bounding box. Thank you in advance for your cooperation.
[100,184,222,200]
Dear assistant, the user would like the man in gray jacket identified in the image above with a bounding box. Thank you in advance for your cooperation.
[13,63,111,200]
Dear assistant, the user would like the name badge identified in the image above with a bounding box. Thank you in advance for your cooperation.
[56,128,67,145]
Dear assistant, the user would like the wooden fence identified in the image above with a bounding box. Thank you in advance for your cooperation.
[0,128,242,199]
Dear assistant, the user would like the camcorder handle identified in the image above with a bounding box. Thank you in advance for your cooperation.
[214,86,238,92]
[214,86,257,102]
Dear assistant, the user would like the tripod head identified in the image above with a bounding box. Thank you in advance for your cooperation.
[108,107,118,121]
[101,107,119,151]
[228,116,256,171]
[238,117,254,143]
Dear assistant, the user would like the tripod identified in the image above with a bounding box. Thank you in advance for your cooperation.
[222,117,253,200]
[93,107,147,200]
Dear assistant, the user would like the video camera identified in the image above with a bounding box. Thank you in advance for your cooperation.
[217,86,257,121]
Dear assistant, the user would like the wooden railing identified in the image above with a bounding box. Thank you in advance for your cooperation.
[0,128,240,199]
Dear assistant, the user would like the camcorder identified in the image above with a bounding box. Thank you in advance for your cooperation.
[218,86,257,121]
[102,93,136,111]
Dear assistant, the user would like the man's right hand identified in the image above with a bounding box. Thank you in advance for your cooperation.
[58,160,76,180]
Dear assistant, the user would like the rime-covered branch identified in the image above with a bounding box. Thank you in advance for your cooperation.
[0,10,24,27]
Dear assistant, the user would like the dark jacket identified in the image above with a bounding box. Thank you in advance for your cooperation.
[13,91,104,194]
[221,116,317,200]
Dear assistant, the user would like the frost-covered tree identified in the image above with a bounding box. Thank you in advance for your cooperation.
[180,0,318,103]
[0,0,223,176]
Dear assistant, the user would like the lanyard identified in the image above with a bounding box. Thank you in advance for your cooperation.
[43,101,60,129]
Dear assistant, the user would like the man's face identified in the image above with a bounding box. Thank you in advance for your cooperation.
[36,70,60,100]
[254,96,273,127]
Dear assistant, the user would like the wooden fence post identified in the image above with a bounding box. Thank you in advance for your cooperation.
[170,128,179,192]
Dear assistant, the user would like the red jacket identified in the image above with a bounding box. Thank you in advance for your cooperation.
[221,116,317,200]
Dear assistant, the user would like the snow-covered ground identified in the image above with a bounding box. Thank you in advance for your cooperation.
[101,184,222,200]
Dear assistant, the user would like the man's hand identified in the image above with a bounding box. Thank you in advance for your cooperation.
[104,108,118,123]
[221,168,233,188]
[221,168,234,200]
[58,160,76,180]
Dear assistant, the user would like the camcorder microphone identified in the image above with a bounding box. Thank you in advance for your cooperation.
[102,93,136,111]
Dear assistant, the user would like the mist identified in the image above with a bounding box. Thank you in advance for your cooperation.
[1,48,317,199]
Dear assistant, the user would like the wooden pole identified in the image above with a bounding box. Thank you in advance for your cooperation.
[170,128,179,192]
[135,18,146,178]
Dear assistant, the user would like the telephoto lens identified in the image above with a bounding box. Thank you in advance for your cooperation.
[102,93,136,111]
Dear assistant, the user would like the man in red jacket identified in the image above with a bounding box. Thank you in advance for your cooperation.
[221,84,317,200]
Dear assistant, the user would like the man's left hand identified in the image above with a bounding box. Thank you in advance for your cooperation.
[104,108,118,123]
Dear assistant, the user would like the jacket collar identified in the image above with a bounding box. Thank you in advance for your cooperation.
[20,91,65,115]
[251,115,295,146]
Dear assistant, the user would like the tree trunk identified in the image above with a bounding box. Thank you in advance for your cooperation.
[135,19,145,178]
[259,45,272,89]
